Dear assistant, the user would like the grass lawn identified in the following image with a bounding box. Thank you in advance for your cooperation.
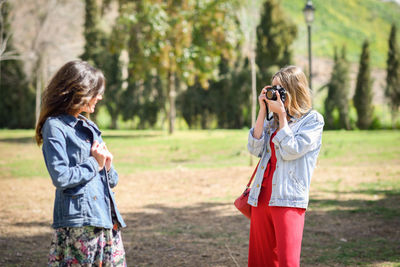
[0,129,399,266]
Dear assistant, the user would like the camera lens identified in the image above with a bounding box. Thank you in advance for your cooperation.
[266,90,275,100]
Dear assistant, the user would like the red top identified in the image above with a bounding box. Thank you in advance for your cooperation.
[262,130,278,187]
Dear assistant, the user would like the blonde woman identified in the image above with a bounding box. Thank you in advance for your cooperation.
[247,66,324,266]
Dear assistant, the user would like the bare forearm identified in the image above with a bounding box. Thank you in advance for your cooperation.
[254,108,266,139]
[278,111,288,131]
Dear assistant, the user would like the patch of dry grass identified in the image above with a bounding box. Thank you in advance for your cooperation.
[0,129,399,266]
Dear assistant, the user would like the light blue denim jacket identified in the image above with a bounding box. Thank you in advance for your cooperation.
[247,110,324,209]
[42,114,126,229]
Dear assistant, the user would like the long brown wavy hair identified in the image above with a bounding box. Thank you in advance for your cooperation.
[272,65,312,120]
[35,60,105,145]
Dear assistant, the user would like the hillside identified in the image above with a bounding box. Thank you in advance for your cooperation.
[281,0,400,68]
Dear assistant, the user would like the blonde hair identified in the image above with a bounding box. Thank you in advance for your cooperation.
[272,65,312,119]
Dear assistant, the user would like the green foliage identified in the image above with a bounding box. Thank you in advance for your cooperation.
[281,0,400,67]
[102,50,123,129]
[385,23,400,127]
[115,0,241,133]
[324,46,351,130]
[354,40,373,129]
[177,81,213,129]
[81,0,126,128]
[81,0,102,65]
[121,74,164,129]
[0,1,35,129]
[256,0,297,84]
[178,57,252,129]
[209,57,252,129]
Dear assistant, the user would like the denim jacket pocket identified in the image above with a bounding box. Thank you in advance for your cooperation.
[288,169,305,193]
[62,193,85,217]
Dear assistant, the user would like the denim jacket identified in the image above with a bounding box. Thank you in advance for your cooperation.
[42,114,126,229]
[247,110,324,209]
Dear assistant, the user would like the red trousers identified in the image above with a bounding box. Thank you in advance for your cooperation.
[248,186,306,267]
[248,131,305,266]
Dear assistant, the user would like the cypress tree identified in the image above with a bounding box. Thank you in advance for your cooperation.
[256,0,297,85]
[336,46,351,130]
[0,2,35,128]
[81,0,102,65]
[385,23,400,127]
[354,40,373,129]
[325,46,351,130]
[324,48,338,129]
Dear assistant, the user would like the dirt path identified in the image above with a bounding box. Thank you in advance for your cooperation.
[0,162,399,266]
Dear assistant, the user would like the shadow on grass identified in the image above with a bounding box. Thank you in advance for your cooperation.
[102,133,162,140]
[0,137,35,144]
[1,194,399,266]
[303,189,400,266]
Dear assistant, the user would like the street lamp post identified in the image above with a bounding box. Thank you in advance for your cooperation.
[303,0,315,95]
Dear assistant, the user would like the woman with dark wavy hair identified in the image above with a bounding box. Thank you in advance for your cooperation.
[35,60,126,266]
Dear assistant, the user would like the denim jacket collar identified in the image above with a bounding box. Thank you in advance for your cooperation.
[288,109,313,124]
[58,113,101,135]
[78,114,102,135]
[59,114,79,128]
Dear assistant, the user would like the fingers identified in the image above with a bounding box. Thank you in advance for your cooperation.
[276,91,281,101]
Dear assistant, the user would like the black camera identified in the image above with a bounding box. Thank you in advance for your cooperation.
[266,85,286,103]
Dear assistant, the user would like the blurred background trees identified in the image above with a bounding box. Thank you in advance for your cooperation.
[386,23,400,128]
[1,0,400,130]
[0,0,35,129]
[354,40,373,130]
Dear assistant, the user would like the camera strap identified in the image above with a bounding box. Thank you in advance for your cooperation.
[266,105,273,121]
[265,105,293,121]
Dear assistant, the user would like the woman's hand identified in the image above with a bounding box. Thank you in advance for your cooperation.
[91,140,107,171]
[253,86,270,139]
[266,91,288,130]
[265,91,286,116]
[103,143,113,172]
[258,86,269,110]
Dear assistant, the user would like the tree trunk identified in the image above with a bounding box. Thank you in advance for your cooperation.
[35,54,45,126]
[251,53,257,128]
[391,106,399,129]
[111,112,118,129]
[250,49,257,166]
[168,71,176,134]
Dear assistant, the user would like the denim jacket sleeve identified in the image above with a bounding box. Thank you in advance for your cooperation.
[107,166,119,188]
[42,119,99,189]
[247,120,267,158]
[272,111,324,161]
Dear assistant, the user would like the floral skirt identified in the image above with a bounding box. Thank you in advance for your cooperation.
[48,224,126,267]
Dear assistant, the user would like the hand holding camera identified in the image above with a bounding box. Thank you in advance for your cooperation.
[259,85,287,116]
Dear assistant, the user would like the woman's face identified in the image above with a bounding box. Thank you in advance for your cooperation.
[272,77,279,87]
[82,94,103,114]
[271,77,288,108]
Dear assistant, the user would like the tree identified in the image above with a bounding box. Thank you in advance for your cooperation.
[178,56,252,129]
[80,0,127,128]
[209,56,251,129]
[256,0,297,85]
[354,40,373,129]
[0,0,35,128]
[386,23,400,128]
[81,0,102,65]
[236,0,264,129]
[101,43,123,129]
[325,46,351,130]
[0,0,19,61]
[118,0,240,133]
[81,0,106,123]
